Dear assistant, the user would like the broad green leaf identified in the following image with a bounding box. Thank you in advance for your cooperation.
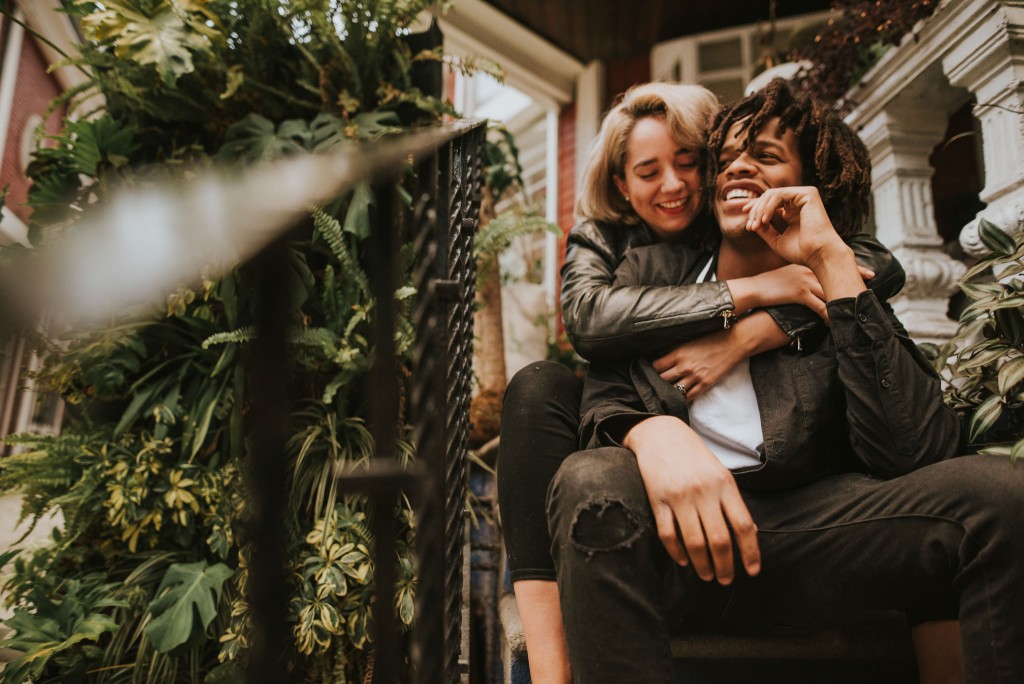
[959,281,1006,300]
[188,377,225,460]
[350,111,402,140]
[969,394,1004,443]
[997,357,1024,395]
[216,114,307,164]
[0,587,121,684]
[144,561,234,653]
[978,218,1016,256]
[343,183,375,238]
[309,112,349,151]
[956,344,1010,371]
[79,1,214,86]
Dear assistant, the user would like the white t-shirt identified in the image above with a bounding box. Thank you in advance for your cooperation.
[686,258,764,470]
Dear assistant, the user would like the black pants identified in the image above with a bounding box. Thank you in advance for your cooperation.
[498,361,582,583]
[548,447,1024,683]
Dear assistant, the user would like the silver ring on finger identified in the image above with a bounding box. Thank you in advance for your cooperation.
[674,382,687,394]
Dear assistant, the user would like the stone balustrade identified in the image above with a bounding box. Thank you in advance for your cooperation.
[845,0,1024,343]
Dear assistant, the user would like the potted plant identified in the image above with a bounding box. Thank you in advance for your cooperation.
[928,219,1024,458]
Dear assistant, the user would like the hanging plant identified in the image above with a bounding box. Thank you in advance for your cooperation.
[790,0,938,109]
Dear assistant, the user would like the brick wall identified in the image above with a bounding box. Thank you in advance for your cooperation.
[2,25,65,225]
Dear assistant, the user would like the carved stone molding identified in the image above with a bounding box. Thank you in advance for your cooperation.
[959,199,1024,256]
[943,1,1024,212]
[842,1,1024,342]
[891,247,966,343]
[860,106,950,249]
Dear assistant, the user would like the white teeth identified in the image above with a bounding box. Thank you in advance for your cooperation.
[659,198,686,209]
[726,188,758,201]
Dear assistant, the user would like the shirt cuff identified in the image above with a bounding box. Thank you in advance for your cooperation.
[827,290,895,349]
[592,412,660,448]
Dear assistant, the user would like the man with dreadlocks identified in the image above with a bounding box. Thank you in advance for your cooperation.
[547,79,1024,683]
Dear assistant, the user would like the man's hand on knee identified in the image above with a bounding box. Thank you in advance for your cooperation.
[624,415,761,585]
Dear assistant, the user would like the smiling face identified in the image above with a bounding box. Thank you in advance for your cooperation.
[714,116,803,244]
[613,116,702,242]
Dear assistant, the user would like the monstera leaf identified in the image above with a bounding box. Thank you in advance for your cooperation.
[77,0,219,86]
[217,114,311,163]
[144,561,234,653]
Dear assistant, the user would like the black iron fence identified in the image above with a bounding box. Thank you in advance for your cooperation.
[335,121,485,684]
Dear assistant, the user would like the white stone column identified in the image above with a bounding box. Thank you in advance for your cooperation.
[859,107,966,342]
[943,0,1024,253]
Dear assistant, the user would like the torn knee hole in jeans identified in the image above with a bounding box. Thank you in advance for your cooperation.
[570,498,646,557]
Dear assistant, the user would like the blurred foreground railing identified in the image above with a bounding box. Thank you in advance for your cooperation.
[247,120,484,684]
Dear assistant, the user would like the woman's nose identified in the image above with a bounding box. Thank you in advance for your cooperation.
[662,169,685,192]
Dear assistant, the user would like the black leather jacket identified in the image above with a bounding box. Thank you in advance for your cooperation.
[560,219,906,362]
[580,242,960,491]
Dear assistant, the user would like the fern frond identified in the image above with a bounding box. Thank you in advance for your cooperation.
[289,327,340,356]
[310,205,369,298]
[474,211,560,271]
[202,326,257,349]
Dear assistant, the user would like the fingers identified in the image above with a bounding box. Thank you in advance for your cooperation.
[697,504,736,585]
[857,265,876,281]
[654,506,688,566]
[675,506,714,580]
[721,488,761,578]
[743,190,788,231]
[662,483,760,585]
[656,370,708,400]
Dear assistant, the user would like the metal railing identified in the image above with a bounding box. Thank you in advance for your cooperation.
[334,120,485,684]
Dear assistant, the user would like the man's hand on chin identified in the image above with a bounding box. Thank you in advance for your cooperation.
[743,186,867,301]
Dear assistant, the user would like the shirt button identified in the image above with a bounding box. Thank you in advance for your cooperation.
[858,313,869,323]
[881,379,891,389]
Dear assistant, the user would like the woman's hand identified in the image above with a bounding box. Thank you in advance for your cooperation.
[624,415,760,584]
[653,311,787,399]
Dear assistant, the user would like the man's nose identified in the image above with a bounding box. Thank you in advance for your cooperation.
[725,151,755,176]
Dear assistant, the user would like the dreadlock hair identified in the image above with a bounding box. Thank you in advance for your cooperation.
[704,78,872,238]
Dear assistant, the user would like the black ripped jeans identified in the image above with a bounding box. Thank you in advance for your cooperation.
[548,447,1024,683]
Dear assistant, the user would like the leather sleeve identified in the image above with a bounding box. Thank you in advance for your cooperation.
[560,221,734,363]
[561,224,905,363]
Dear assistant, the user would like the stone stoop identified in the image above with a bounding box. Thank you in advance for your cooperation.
[499,579,919,684]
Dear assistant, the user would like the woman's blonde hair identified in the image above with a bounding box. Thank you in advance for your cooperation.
[575,82,720,226]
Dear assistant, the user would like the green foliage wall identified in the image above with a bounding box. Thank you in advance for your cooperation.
[0,1,465,681]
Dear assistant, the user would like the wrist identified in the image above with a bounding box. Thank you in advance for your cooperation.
[624,415,691,454]
[805,242,855,274]
[807,244,867,301]
[725,277,760,314]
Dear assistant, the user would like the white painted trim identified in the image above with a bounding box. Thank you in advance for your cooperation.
[440,0,583,106]
[543,108,559,306]
[651,11,830,87]
[575,60,604,194]
[0,9,26,173]
[0,206,31,248]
